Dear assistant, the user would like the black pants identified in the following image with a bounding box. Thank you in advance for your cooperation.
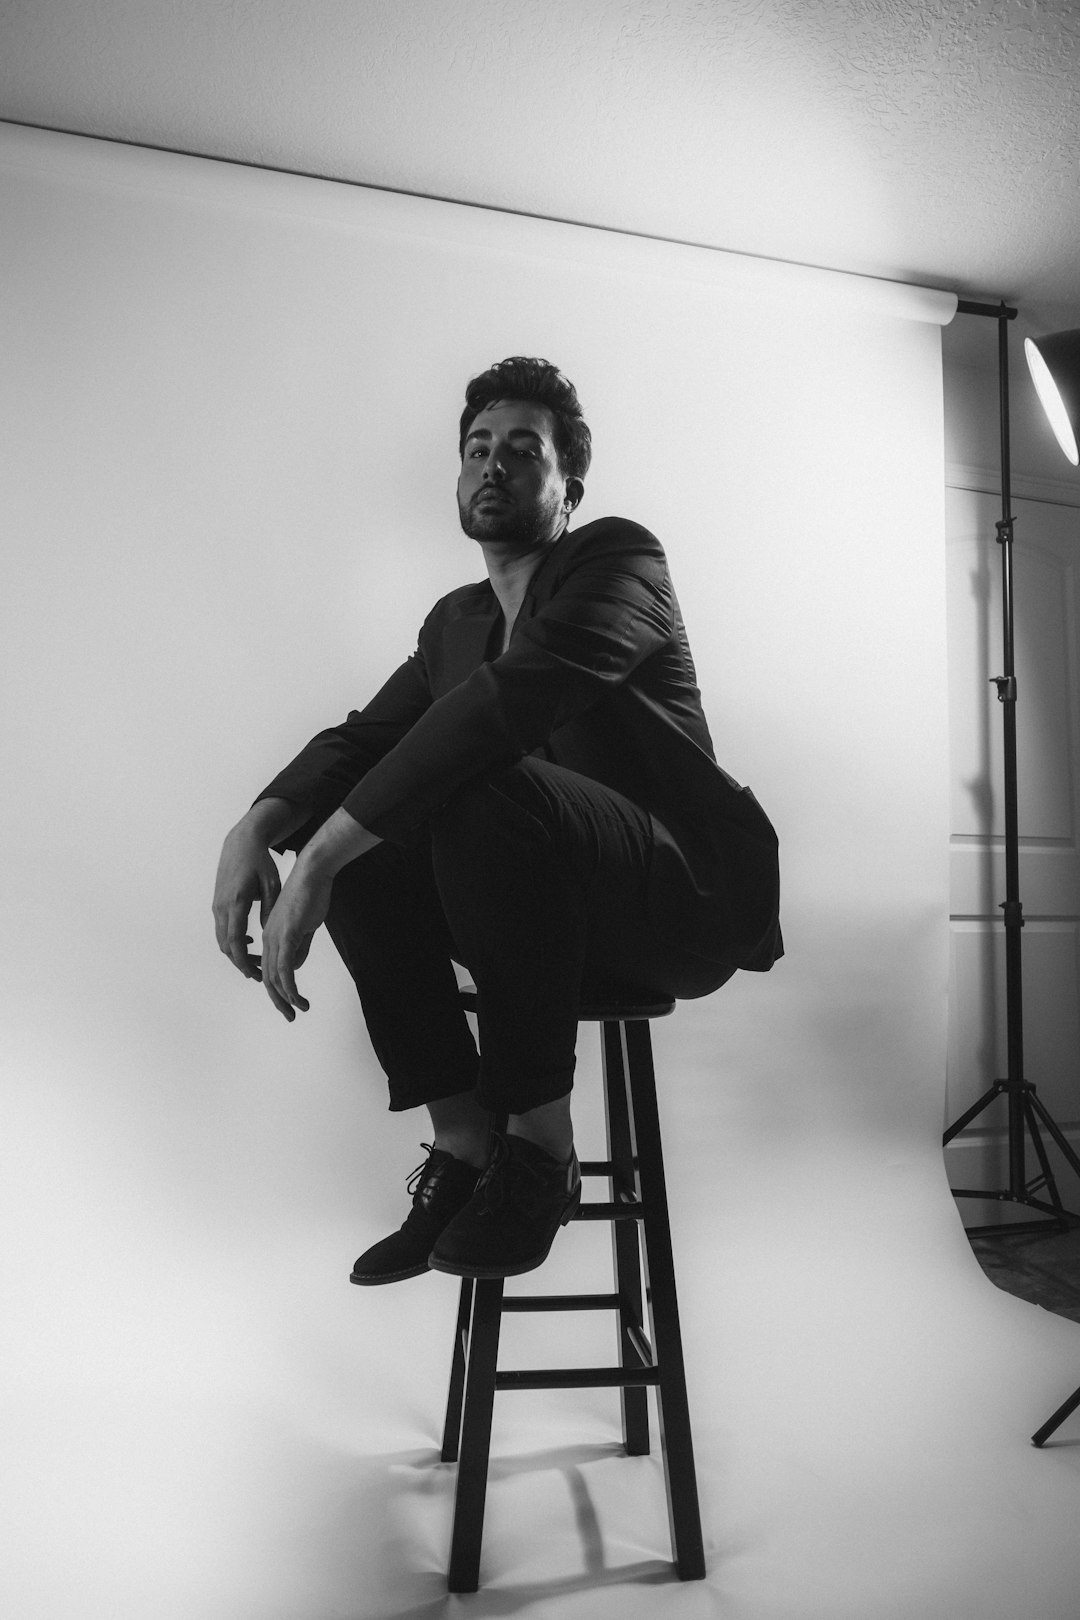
[324,758,734,1115]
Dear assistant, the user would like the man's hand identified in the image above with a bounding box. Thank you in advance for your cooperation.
[213,821,283,981]
[214,800,380,1019]
[259,861,335,1020]
[256,808,382,1019]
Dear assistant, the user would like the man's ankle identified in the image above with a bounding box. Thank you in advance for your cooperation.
[432,1131,490,1170]
[506,1117,574,1164]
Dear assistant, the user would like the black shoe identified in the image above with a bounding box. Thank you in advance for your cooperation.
[350,1145,483,1285]
[428,1133,581,1280]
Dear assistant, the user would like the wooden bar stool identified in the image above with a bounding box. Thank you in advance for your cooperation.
[440,986,706,1592]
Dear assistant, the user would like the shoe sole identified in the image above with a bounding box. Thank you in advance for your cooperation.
[427,1184,582,1280]
[349,1259,431,1285]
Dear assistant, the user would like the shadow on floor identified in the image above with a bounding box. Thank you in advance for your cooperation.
[372,1438,691,1618]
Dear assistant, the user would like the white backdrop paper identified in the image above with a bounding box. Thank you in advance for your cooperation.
[5,126,1075,1620]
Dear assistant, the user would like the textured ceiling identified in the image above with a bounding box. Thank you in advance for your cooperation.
[3,0,1079,341]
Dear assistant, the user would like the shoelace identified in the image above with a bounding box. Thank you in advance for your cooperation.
[406,1144,437,1199]
[474,1134,512,1213]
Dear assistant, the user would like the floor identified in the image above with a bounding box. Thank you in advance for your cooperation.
[8,1141,1080,1620]
[969,1222,1080,1326]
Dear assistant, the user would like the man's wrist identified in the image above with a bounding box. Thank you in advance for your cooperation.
[295,806,381,877]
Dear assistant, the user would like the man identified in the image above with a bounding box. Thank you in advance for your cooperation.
[212,357,781,1286]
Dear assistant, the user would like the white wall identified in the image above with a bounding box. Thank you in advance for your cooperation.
[0,126,960,1616]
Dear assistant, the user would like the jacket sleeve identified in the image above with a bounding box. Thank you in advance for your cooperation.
[343,522,674,840]
[252,648,432,853]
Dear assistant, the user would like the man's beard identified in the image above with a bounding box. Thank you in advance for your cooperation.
[458,491,562,549]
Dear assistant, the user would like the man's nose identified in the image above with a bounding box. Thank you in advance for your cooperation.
[483,450,507,481]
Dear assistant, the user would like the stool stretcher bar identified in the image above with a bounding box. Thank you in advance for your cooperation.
[496,1366,663,1390]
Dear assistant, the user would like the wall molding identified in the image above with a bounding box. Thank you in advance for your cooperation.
[947,461,1080,509]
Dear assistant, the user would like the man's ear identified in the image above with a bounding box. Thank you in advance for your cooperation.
[564,477,585,512]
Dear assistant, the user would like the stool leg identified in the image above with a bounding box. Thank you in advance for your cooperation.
[601,1019,651,1456]
[624,1019,706,1581]
[441,1278,474,1463]
[447,1277,504,1593]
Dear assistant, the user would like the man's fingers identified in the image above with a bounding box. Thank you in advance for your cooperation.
[240,938,263,981]
[260,934,291,1017]
[263,931,309,1017]
[221,910,261,978]
[264,976,297,1020]
[275,950,311,1011]
[214,903,244,970]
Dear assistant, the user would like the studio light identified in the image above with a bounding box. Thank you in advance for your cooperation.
[943,300,1080,1232]
[1024,328,1080,466]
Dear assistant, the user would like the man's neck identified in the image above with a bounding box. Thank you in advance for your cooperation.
[481,529,564,644]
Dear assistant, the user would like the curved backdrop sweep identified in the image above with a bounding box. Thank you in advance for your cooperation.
[0,122,968,1618]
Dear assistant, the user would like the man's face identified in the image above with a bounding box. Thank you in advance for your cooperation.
[457,398,580,550]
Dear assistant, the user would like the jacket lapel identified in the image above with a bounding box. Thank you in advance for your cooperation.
[433,595,500,694]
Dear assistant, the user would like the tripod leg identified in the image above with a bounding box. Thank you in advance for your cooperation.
[1026,1090,1080,1185]
[1032,1382,1080,1447]
[1022,1100,1067,1218]
[943,1083,1007,1146]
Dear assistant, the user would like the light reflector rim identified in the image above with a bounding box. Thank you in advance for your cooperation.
[1024,334,1080,466]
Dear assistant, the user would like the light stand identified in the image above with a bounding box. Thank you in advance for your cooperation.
[942,299,1080,1237]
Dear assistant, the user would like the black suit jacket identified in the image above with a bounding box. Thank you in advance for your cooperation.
[258,517,782,971]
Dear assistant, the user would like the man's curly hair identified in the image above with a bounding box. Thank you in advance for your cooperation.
[458,357,592,481]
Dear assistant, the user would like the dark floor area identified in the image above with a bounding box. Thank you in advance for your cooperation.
[969,1223,1080,1325]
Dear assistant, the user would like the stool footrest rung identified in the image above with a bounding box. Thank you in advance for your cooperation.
[495,1366,662,1391]
[502,1292,620,1312]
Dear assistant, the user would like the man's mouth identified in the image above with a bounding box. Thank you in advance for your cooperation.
[474,488,511,508]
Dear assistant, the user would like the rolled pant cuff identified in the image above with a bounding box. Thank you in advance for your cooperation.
[387,1066,482,1113]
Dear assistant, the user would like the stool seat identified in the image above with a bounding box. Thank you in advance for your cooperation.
[441,985,704,1591]
[457,983,675,1023]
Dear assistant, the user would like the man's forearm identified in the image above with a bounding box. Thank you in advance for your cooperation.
[240,795,311,846]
